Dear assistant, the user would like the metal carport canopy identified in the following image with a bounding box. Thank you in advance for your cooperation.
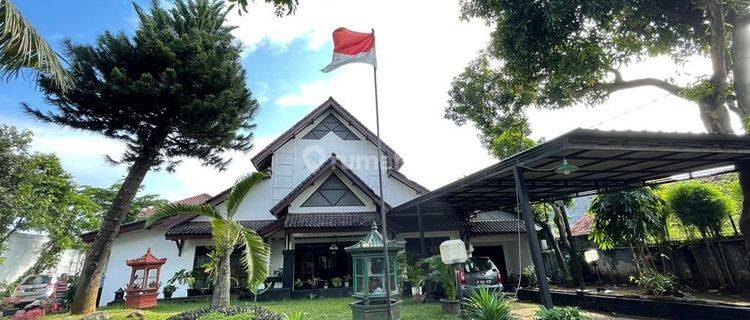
[391,128,750,216]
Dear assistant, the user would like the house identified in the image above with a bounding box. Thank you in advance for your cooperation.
[0,232,83,283]
[86,98,532,306]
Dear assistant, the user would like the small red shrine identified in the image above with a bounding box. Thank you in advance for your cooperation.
[125,248,167,309]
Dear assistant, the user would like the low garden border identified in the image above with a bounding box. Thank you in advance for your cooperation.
[516,288,750,320]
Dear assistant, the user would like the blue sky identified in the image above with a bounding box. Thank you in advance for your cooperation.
[1,0,729,201]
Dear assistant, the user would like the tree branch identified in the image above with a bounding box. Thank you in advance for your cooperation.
[598,77,688,98]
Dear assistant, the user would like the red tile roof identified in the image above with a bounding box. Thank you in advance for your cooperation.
[570,214,594,236]
[135,193,212,219]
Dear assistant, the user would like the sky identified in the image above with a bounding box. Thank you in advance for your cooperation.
[1,0,745,201]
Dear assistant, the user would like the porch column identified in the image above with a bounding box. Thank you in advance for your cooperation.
[513,166,553,308]
[417,203,427,257]
[558,202,585,290]
[282,233,295,289]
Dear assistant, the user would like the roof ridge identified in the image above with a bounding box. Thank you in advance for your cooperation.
[250,98,403,171]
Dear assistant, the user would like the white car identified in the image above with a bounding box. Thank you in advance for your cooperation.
[13,274,57,305]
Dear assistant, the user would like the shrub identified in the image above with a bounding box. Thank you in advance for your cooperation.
[424,255,457,300]
[522,265,537,287]
[534,306,591,320]
[630,269,677,296]
[284,311,304,320]
[166,304,283,320]
[462,287,514,320]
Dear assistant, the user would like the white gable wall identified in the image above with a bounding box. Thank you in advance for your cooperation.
[99,227,210,307]
[288,170,376,213]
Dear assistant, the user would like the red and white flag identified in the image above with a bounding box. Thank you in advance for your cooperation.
[321,28,376,73]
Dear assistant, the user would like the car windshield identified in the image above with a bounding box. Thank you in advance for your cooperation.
[464,258,493,272]
[21,275,52,285]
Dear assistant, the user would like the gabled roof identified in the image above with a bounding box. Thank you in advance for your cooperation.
[571,214,594,236]
[250,97,404,171]
[283,212,378,230]
[164,220,277,240]
[269,154,391,217]
[81,193,213,242]
[388,169,429,194]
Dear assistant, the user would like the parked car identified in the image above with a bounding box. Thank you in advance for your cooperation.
[459,257,503,295]
[12,274,57,306]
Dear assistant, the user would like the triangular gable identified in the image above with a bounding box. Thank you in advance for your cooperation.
[270,154,391,217]
[250,97,403,171]
[301,174,365,207]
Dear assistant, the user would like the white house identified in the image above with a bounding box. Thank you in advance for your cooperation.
[84,98,532,306]
[0,232,84,283]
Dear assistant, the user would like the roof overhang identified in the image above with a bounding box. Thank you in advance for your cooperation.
[391,129,750,216]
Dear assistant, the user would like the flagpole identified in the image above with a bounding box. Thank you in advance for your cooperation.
[371,28,393,320]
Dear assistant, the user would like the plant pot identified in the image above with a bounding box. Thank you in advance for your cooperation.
[439,298,460,315]
[344,282,349,288]
[412,293,425,304]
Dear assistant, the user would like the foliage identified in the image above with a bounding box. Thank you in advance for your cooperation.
[521,265,537,288]
[29,0,263,312]
[147,172,270,307]
[462,287,514,320]
[629,269,677,296]
[424,255,457,300]
[401,258,425,289]
[168,269,197,288]
[665,181,731,238]
[163,284,177,296]
[589,188,667,249]
[79,183,168,223]
[165,304,283,320]
[0,125,100,271]
[284,311,304,320]
[329,277,342,288]
[534,306,591,320]
[0,0,71,90]
[226,0,297,16]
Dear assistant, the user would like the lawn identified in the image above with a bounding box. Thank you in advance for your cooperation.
[42,298,459,320]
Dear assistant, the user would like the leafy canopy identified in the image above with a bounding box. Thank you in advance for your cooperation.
[79,183,168,223]
[665,181,731,237]
[25,0,259,171]
[589,187,667,249]
[448,0,747,155]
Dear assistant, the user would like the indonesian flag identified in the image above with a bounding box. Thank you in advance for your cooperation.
[321,28,376,73]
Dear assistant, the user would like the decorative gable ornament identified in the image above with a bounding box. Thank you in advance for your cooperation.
[302,114,360,140]
[302,174,365,207]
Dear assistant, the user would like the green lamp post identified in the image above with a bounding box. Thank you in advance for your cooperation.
[346,222,404,320]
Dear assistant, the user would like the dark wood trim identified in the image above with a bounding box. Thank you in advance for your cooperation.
[173,239,185,257]
[251,97,403,171]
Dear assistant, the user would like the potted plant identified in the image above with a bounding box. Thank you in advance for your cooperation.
[403,259,425,303]
[306,277,321,290]
[343,275,351,288]
[330,277,343,288]
[162,284,177,299]
[294,279,304,290]
[425,255,460,315]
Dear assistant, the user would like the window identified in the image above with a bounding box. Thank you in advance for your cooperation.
[301,114,360,140]
[302,174,365,207]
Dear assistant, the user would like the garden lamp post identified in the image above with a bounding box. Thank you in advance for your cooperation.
[346,222,404,320]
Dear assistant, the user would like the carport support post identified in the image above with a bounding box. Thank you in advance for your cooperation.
[417,203,427,257]
[513,166,554,309]
[557,202,585,290]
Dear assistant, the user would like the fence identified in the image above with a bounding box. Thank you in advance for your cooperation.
[574,236,750,289]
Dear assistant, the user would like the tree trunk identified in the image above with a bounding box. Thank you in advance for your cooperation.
[540,224,570,282]
[556,203,585,290]
[731,14,750,126]
[69,155,154,314]
[211,249,232,309]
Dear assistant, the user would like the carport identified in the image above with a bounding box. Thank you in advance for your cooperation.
[389,128,750,308]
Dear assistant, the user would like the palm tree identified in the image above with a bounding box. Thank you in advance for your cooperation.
[146,172,270,308]
[0,0,70,90]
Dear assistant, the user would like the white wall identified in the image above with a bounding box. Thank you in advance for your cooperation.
[99,227,209,306]
[0,233,83,283]
[0,233,46,282]
[470,234,532,275]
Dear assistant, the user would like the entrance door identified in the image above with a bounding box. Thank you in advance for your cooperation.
[473,245,508,284]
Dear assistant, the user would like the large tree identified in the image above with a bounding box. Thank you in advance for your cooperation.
[589,188,668,275]
[23,0,263,314]
[449,0,750,256]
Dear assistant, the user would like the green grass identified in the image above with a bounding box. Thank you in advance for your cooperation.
[42,297,459,320]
